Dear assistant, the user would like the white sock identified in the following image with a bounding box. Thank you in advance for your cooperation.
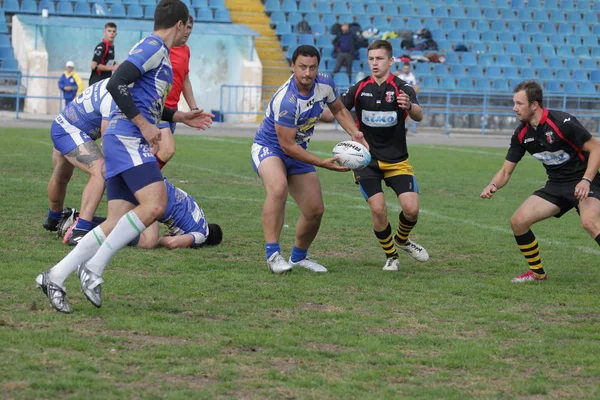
[49,226,106,287]
[86,210,147,276]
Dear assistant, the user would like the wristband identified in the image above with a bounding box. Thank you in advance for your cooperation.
[191,108,199,111]
[490,182,497,188]
[581,177,593,184]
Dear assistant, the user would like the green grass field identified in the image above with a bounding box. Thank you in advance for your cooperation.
[1,127,599,399]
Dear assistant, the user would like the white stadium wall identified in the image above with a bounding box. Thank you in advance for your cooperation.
[13,15,261,117]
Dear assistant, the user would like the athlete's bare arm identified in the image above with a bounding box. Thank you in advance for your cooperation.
[480,160,518,199]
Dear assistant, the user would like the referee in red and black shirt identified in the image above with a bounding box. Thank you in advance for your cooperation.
[481,80,600,283]
[89,22,118,86]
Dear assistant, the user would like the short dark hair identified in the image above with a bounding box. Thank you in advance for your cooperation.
[368,40,393,59]
[154,0,189,31]
[205,224,223,246]
[514,80,543,107]
[188,15,194,24]
[105,22,116,29]
[292,45,320,65]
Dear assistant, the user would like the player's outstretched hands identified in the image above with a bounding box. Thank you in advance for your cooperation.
[397,90,412,110]
[480,183,497,199]
[322,156,351,172]
[182,109,215,130]
[351,131,370,151]
[141,123,161,147]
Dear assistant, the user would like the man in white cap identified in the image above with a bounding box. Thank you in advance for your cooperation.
[58,61,83,107]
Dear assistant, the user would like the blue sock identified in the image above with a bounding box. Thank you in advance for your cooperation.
[92,216,107,227]
[265,242,280,259]
[48,209,62,221]
[75,218,93,232]
[290,246,308,263]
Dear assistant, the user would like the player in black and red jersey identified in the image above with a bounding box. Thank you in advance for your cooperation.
[89,22,118,85]
[481,81,600,282]
[338,40,429,272]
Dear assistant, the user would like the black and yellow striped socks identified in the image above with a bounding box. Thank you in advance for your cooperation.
[375,223,398,259]
[395,212,416,245]
[515,230,545,277]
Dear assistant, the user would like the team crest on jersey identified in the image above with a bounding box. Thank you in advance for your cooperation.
[385,91,395,103]
[545,131,554,144]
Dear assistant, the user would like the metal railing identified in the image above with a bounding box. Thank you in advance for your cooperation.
[219,84,600,135]
[0,72,66,119]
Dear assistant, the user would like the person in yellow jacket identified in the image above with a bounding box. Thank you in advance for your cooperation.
[58,61,84,107]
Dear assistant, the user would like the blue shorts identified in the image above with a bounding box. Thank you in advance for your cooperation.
[157,120,176,134]
[102,134,157,179]
[50,117,94,155]
[106,162,164,205]
[250,143,316,176]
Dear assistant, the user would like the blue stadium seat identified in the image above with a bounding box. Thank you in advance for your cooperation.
[399,5,415,17]
[457,77,473,90]
[524,22,539,33]
[461,52,477,66]
[444,52,459,65]
[528,0,542,7]
[556,45,573,58]
[565,58,580,69]
[578,83,596,95]
[544,80,562,92]
[530,57,546,69]
[462,0,477,6]
[490,20,505,32]
[566,11,582,23]
[500,9,514,20]
[304,13,319,25]
[493,78,510,91]
[209,0,225,9]
[488,42,504,55]
[333,74,350,86]
[433,63,448,75]
[517,9,531,21]
[576,0,591,10]
[504,67,519,80]
[332,2,350,15]
[434,7,449,18]
[566,35,581,46]
[281,0,297,13]
[486,65,502,78]
[583,12,598,25]
[539,44,555,57]
[143,4,155,19]
[475,20,489,32]
[20,0,38,13]
[466,31,480,43]
[450,64,466,77]
[298,0,314,13]
[214,9,230,22]
[533,10,548,21]
[522,43,538,56]
[440,18,455,31]
[471,42,486,53]
[507,21,523,33]
[424,19,440,30]
[321,14,337,26]
[532,33,547,45]
[264,0,280,13]
[440,76,456,90]
[122,0,138,4]
[196,8,212,21]
[348,3,363,14]
[140,0,155,4]
[495,55,512,67]
[482,31,496,42]
[561,0,575,9]
[574,46,590,58]
[548,58,562,69]
[128,4,143,18]
[592,47,600,59]
[593,24,600,35]
[549,35,563,46]
[74,2,91,16]
[498,32,513,43]
[457,20,472,31]
[2,0,20,13]
[437,39,452,52]
[0,46,13,59]
[582,59,597,70]
[590,70,600,83]
[315,34,331,48]
[539,68,553,80]
[39,0,56,13]
[521,67,536,80]
[448,31,463,42]
[276,23,292,35]
[512,55,528,67]
[192,0,207,7]
[541,22,556,34]
[555,69,571,81]
[505,43,521,56]
[466,7,481,19]
[298,34,313,46]
[475,78,491,91]
[422,76,438,89]
[573,70,588,82]
[406,19,421,31]
[415,5,431,17]
[382,4,398,15]
[582,35,597,48]
[479,54,494,66]
[269,11,285,25]
[311,23,326,35]
[469,65,483,78]
[516,34,531,45]
[1,59,18,71]
[0,35,10,47]
[549,10,563,21]
[372,16,389,30]
[483,8,498,20]
[557,23,572,35]
[109,3,126,17]
[287,13,302,26]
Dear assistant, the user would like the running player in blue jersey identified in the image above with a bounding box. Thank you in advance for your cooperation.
[134,178,222,249]
[36,0,212,313]
[251,45,369,274]
[43,79,115,239]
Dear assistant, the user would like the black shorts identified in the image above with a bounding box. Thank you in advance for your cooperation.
[533,176,600,218]
[353,159,419,200]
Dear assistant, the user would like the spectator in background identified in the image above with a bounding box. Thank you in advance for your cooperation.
[395,62,420,94]
[414,28,438,52]
[58,61,82,107]
[296,17,311,34]
[332,23,360,81]
[89,22,118,85]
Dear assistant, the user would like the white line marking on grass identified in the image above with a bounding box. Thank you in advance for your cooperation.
[417,145,506,157]
[192,136,250,145]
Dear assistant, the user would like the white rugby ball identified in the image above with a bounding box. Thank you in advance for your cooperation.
[332,140,371,170]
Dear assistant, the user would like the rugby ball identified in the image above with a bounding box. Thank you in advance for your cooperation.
[332,140,371,170]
